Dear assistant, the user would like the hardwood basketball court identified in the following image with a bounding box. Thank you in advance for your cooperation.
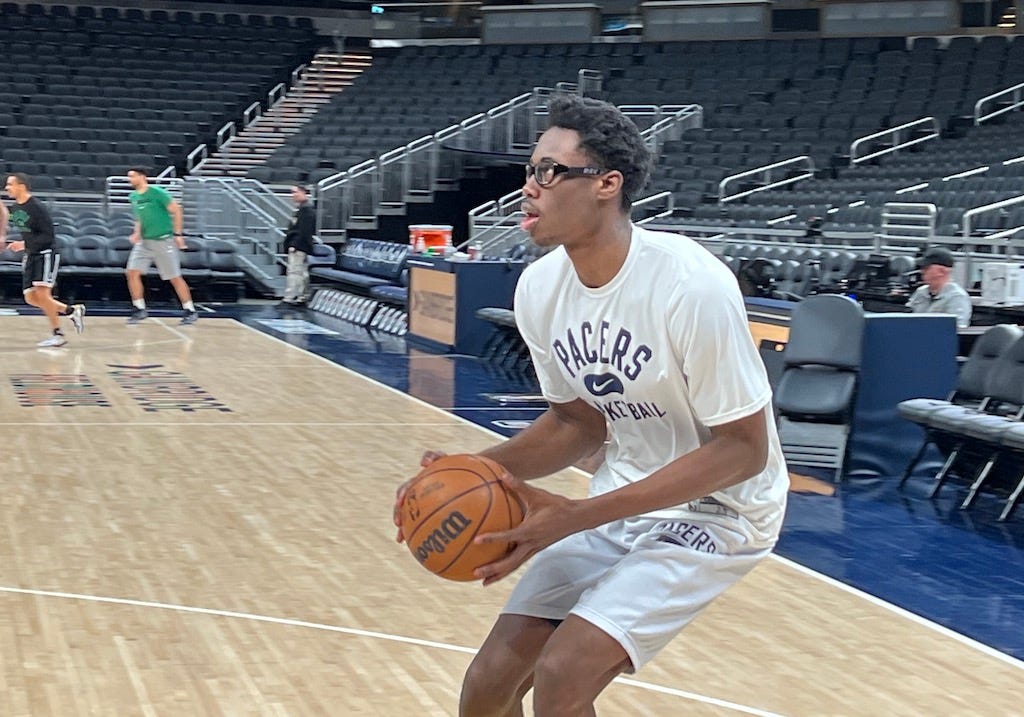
[0,314,1018,716]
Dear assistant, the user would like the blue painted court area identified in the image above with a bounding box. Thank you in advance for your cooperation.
[781,478,1024,659]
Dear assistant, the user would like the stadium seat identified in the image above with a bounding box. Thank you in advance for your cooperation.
[775,294,865,480]
[898,324,1023,485]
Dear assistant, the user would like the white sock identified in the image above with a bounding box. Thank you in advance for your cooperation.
[182,301,195,312]
[133,299,146,310]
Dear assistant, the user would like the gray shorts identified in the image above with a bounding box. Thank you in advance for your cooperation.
[127,237,181,280]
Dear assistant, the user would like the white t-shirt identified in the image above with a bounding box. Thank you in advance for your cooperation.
[514,225,788,548]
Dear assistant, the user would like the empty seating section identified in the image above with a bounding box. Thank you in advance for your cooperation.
[0,4,320,190]
[646,35,1024,234]
[247,35,1024,239]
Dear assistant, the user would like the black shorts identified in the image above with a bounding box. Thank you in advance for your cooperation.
[23,250,61,292]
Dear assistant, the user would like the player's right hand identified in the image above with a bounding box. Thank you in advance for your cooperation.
[393,450,447,543]
[129,234,141,245]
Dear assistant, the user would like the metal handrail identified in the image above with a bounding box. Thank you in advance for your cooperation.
[962,193,1024,239]
[879,202,937,242]
[962,193,1024,280]
[186,144,208,171]
[981,225,1024,242]
[232,179,293,224]
[216,121,236,147]
[850,117,939,165]
[185,178,287,274]
[268,82,286,108]
[577,68,602,94]
[634,191,675,225]
[644,104,702,154]
[719,156,816,203]
[243,101,262,126]
[975,82,1024,125]
[205,178,282,229]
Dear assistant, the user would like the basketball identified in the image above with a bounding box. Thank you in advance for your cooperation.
[399,454,524,582]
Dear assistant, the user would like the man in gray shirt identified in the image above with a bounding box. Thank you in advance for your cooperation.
[906,247,972,327]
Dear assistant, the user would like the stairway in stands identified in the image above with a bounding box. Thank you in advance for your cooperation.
[193,49,371,177]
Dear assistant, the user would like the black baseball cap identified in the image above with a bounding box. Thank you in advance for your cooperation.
[917,247,955,268]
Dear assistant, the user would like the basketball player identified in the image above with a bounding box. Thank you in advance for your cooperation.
[1,173,85,347]
[125,167,198,325]
[394,95,789,716]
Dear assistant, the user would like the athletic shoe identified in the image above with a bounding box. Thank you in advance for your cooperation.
[69,304,86,334]
[180,310,199,325]
[127,308,148,324]
[37,334,68,347]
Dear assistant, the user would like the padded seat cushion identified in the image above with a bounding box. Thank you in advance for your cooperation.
[369,285,408,305]
[775,368,856,419]
[960,414,1022,443]
[311,267,389,288]
[476,307,517,328]
[1001,424,1024,450]
[928,405,985,434]
[898,398,954,425]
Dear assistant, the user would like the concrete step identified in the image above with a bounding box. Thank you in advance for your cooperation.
[194,48,370,180]
[203,158,265,166]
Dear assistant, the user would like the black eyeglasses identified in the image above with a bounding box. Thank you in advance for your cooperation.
[525,158,608,187]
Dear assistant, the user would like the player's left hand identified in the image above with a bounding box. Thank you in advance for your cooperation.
[473,472,581,586]
[6,240,24,252]
[174,235,187,250]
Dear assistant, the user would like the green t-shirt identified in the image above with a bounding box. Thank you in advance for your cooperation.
[129,185,175,240]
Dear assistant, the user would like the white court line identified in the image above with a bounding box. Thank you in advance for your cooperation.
[153,317,193,342]
[0,585,784,717]
[238,320,1024,668]
[0,337,187,354]
[771,555,1024,670]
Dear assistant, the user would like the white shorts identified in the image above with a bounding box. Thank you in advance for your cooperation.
[502,513,772,671]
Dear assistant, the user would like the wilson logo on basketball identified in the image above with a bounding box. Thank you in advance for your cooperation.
[413,511,472,564]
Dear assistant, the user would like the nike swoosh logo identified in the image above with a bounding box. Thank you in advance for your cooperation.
[584,372,625,397]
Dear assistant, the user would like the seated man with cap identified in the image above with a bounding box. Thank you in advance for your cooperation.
[906,247,972,327]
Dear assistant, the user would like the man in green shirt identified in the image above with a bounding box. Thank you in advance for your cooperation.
[126,167,198,325]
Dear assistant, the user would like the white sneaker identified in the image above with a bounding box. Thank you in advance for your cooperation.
[37,334,68,347]
[69,304,86,334]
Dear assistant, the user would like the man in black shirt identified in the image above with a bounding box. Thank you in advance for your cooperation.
[280,184,316,306]
[0,173,85,347]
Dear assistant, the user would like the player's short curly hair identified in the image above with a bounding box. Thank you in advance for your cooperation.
[547,94,653,211]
